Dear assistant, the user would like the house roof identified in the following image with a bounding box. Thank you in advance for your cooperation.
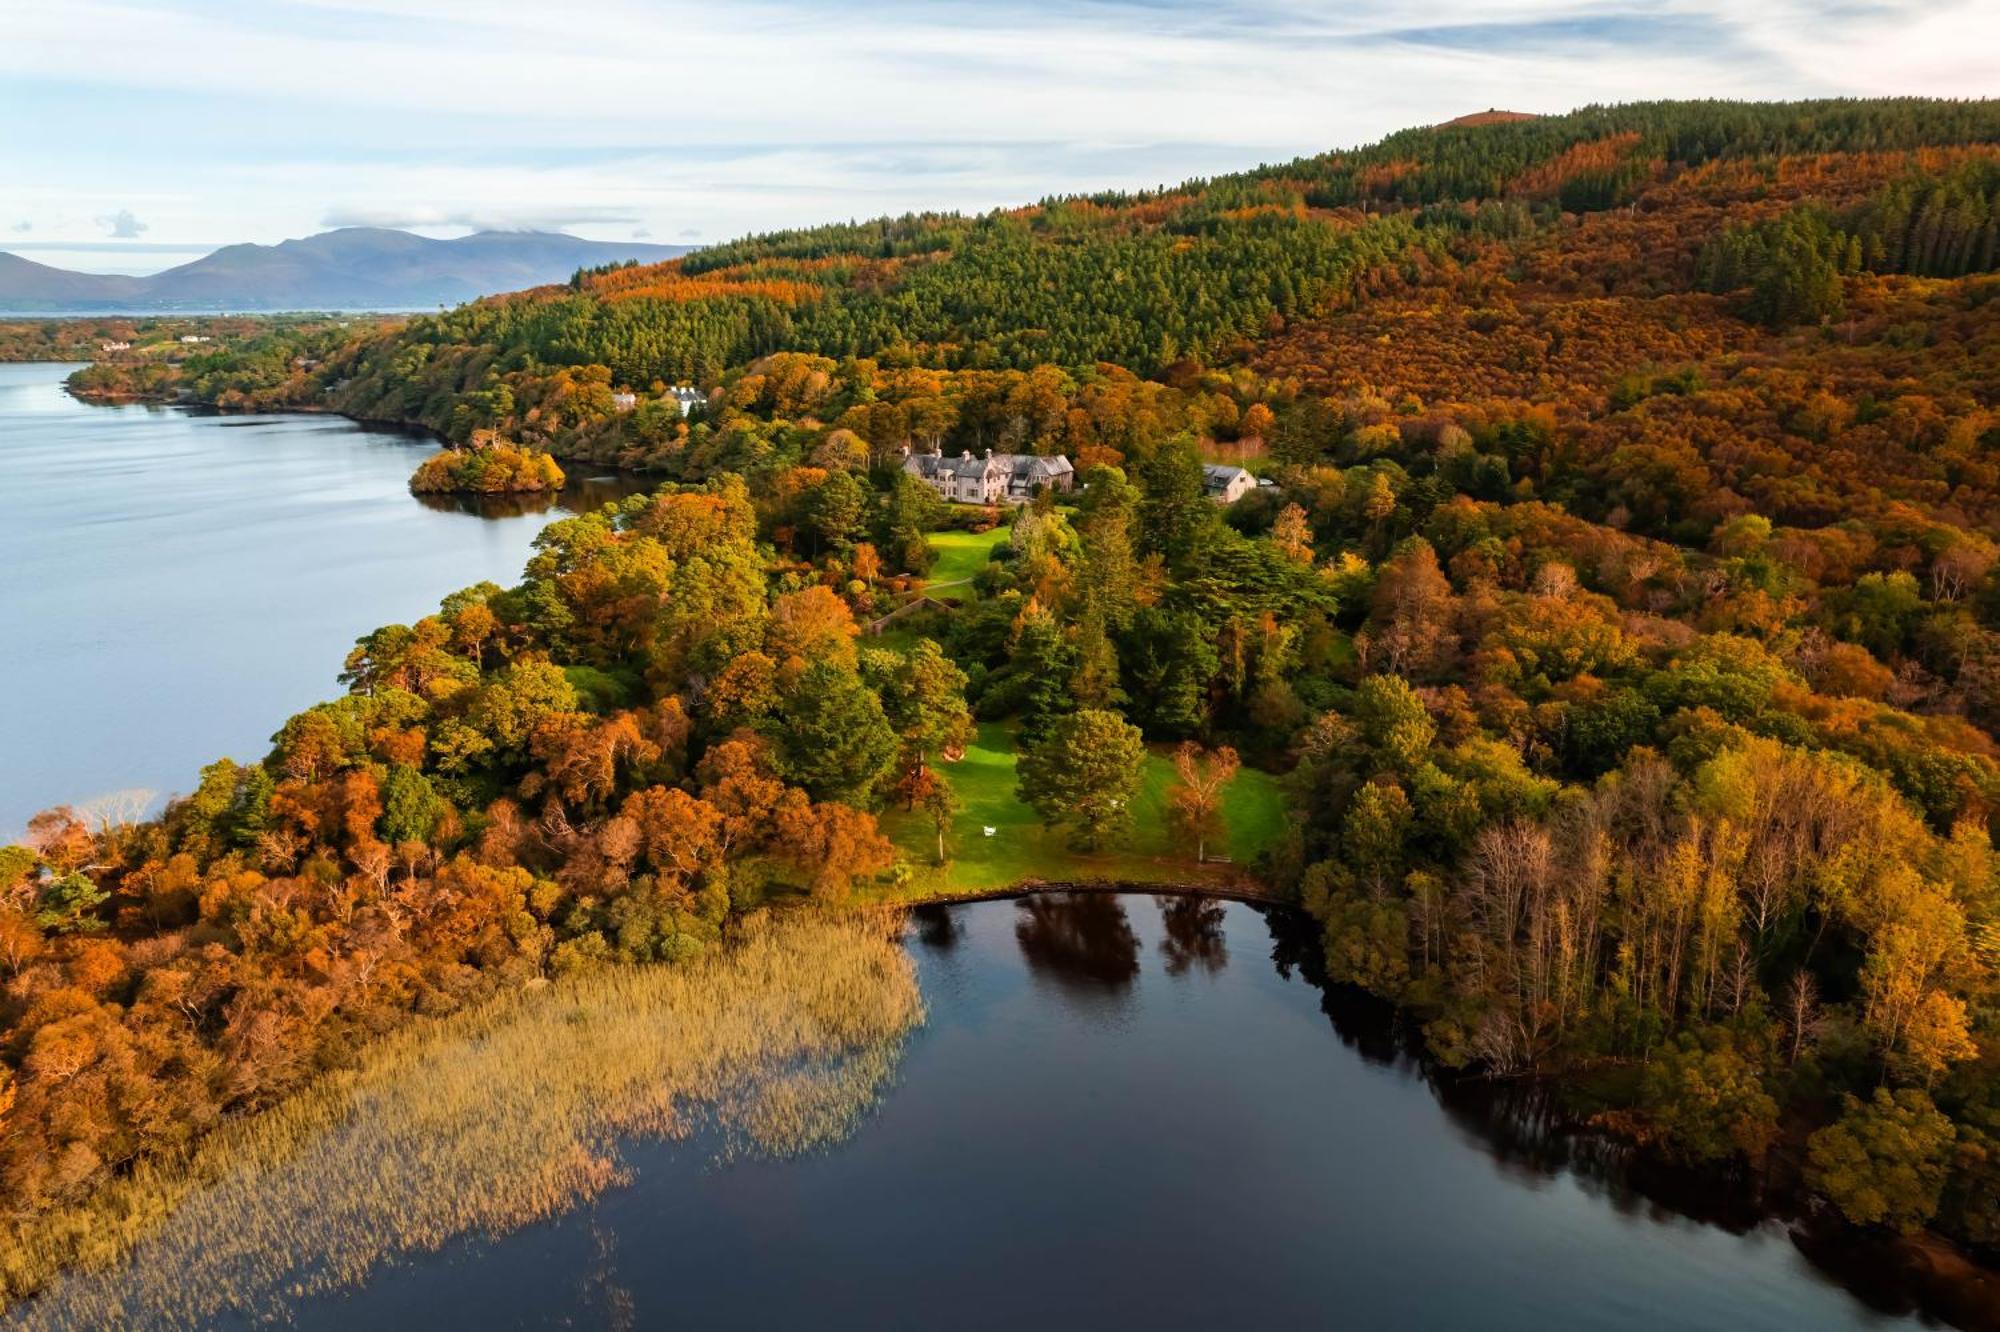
[904,450,1072,483]
[1202,464,1252,490]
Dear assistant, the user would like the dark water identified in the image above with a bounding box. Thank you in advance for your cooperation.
[268,894,1949,1332]
[0,362,650,837]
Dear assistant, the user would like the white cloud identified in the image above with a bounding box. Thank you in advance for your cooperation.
[320,203,645,231]
[96,208,149,238]
[4,0,1993,259]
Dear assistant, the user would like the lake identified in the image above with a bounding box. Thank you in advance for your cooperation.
[241,892,1952,1332]
[0,361,648,838]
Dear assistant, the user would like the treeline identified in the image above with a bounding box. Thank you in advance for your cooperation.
[1699,159,2000,325]
[1231,98,2000,212]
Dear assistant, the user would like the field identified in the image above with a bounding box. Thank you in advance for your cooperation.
[922,525,1011,599]
[877,721,1287,897]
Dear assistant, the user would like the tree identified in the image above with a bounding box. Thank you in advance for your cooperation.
[1123,608,1218,738]
[767,585,859,667]
[1070,612,1125,711]
[885,472,945,574]
[1807,1088,1957,1233]
[379,764,448,844]
[1010,600,1078,746]
[1169,742,1240,863]
[772,799,895,900]
[1367,538,1454,677]
[865,639,974,801]
[465,656,578,758]
[1639,1029,1780,1165]
[1016,709,1147,850]
[1271,503,1314,566]
[921,772,959,866]
[1138,435,1218,565]
[795,468,868,554]
[34,872,108,934]
[763,661,897,806]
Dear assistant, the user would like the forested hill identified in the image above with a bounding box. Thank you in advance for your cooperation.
[23,97,2000,1299]
[287,97,2000,404]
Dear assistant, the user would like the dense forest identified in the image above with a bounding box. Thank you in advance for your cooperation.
[13,98,2000,1298]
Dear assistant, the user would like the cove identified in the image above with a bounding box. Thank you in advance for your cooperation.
[0,362,650,837]
[232,892,1959,1332]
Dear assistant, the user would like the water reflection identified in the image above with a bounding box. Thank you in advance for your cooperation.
[912,903,961,951]
[1155,895,1228,977]
[1013,893,1140,994]
[1250,902,2000,1332]
[579,1222,636,1332]
[409,472,659,520]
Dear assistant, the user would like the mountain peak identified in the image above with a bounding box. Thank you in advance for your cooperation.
[0,228,695,312]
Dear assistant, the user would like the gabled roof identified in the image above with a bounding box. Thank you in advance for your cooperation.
[905,450,1072,485]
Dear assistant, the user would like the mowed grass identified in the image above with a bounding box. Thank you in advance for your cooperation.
[878,721,1287,897]
[923,526,1011,598]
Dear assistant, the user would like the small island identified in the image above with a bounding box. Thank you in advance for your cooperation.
[409,436,566,495]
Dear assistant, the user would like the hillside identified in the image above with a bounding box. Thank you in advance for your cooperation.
[0,228,694,312]
[0,252,146,308]
[20,97,2000,1299]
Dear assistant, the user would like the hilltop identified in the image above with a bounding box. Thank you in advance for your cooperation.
[1439,109,1542,127]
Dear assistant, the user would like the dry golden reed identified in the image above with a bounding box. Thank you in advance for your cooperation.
[2,910,922,1330]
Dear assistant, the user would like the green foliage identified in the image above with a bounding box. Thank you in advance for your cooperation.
[1015,709,1147,850]
[466,657,579,757]
[1120,608,1217,739]
[1639,1029,1780,1166]
[0,845,33,896]
[34,873,108,935]
[380,765,448,845]
[1807,1088,1957,1233]
[1698,207,1854,327]
[1317,874,1411,993]
[1138,436,1220,565]
[763,660,898,806]
[1847,159,2000,278]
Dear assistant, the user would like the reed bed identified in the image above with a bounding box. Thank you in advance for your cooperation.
[1,911,922,1330]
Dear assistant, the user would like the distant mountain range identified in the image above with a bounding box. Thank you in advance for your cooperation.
[0,228,695,312]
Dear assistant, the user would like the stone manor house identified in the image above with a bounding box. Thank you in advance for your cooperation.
[901,448,1076,505]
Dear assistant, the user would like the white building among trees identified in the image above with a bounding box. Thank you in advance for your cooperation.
[1202,464,1256,504]
[902,448,1075,505]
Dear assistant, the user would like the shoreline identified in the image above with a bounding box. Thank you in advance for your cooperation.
[883,883,2000,1330]
[890,875,1287,910]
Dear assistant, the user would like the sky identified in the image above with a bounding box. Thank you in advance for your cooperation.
[3,0,1996,274]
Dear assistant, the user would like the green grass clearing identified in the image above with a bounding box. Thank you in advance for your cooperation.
[923,526,1011,599]
[876,721,1287,898]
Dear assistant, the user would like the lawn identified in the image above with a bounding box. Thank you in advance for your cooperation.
[923,526,1011,599]
[876,721,1288,899]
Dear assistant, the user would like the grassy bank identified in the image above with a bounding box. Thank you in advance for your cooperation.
[877,721,1287,897]
[923,525,1011,597]
[3,913,922,1331]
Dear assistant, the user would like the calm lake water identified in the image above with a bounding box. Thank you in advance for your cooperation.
[0,362,648,838]
[256,893,1951,1332]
